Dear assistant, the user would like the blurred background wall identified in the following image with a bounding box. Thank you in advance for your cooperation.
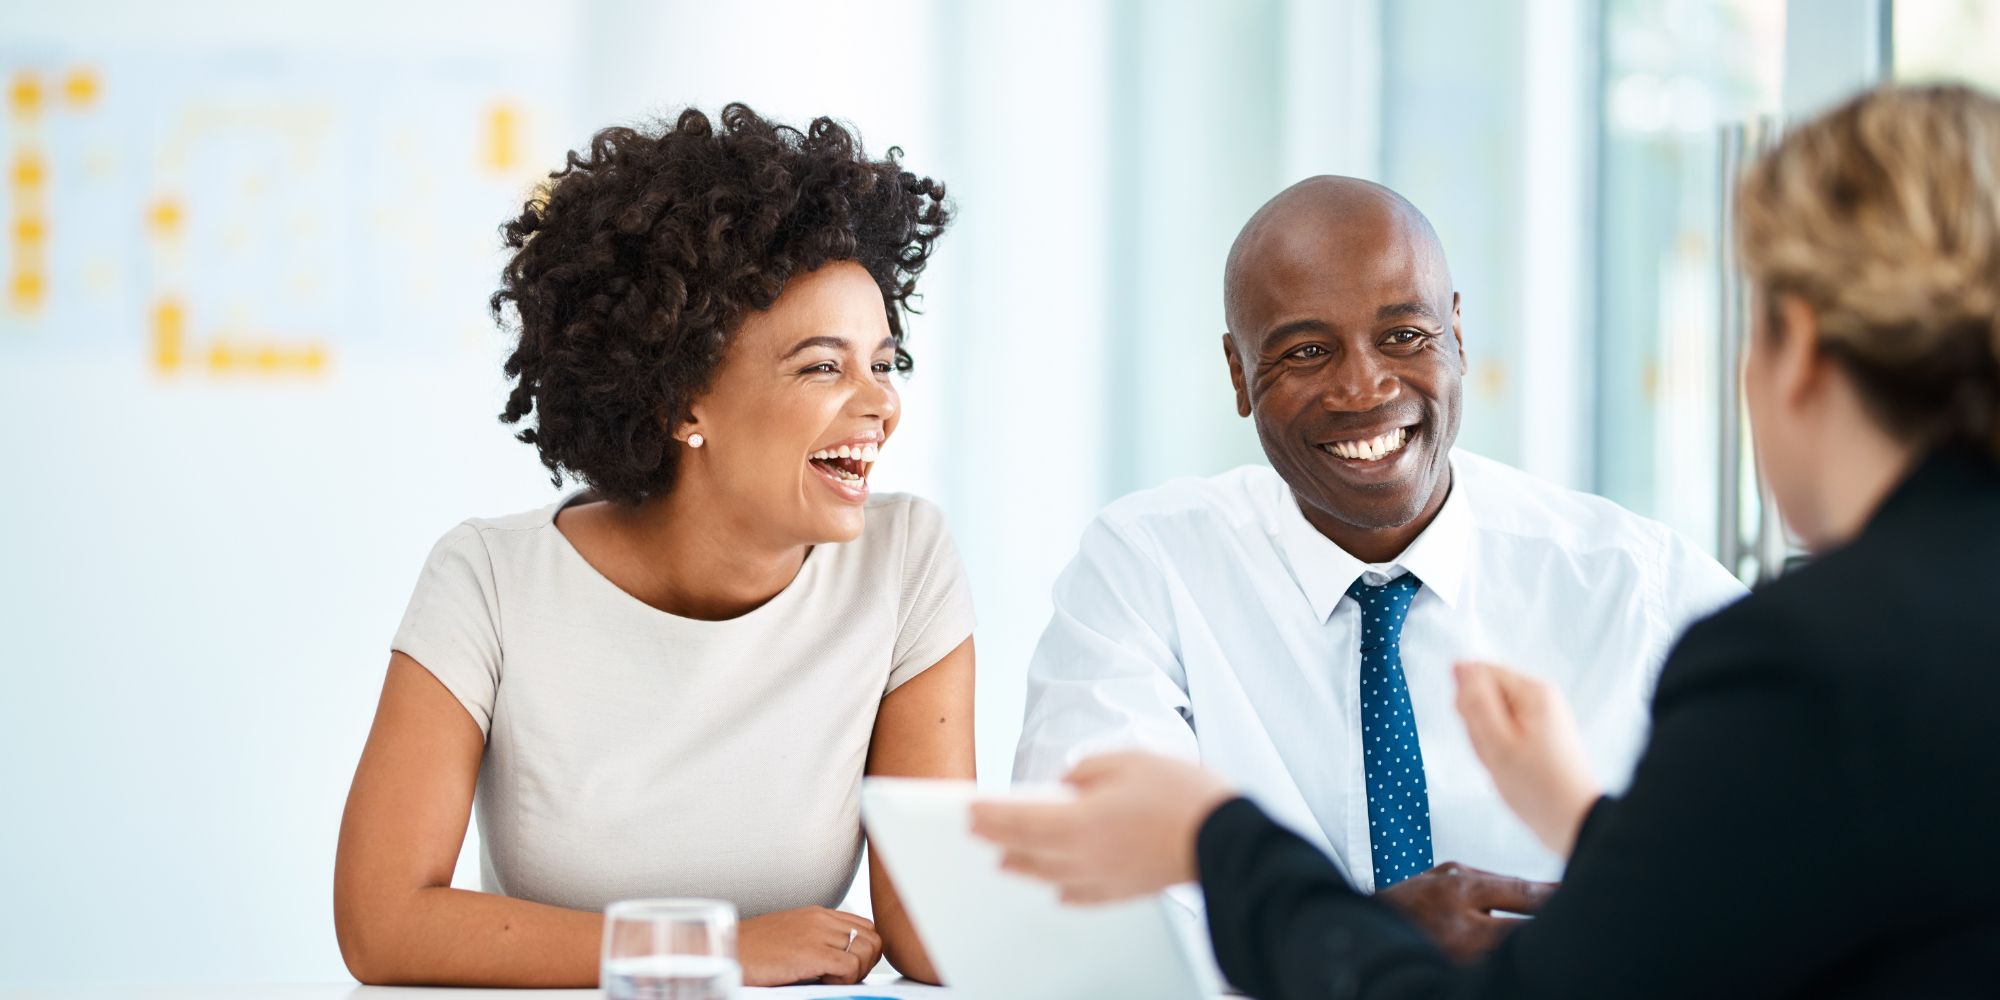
[2,0,1996,986]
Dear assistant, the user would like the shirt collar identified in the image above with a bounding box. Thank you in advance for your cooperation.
[1270,460,1473,622]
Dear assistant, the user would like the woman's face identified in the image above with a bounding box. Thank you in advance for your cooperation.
[681,261,901,546]
[1742,290,1824,550]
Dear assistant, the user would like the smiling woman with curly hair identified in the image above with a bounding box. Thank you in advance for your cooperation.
[332,105,969,989]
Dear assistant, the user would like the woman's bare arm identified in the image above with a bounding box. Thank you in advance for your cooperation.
[333,653,603,986]
[863,636,976,984]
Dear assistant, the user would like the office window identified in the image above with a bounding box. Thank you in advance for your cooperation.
[1893,0,2000,90]
[1594,0,1785,555]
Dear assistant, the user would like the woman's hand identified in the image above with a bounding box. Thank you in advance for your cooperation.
[1453,661,1603,857]
[969,752,1238,904]
[737,907,882,987]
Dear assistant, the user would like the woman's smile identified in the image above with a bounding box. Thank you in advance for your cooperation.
[807,437,881,502]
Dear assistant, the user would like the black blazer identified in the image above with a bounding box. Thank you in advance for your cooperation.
[1197,446,2000,999]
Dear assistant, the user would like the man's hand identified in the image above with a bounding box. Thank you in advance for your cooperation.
[1374,862,1558,964]
[737,907,882,987]
[970,752,1239,904]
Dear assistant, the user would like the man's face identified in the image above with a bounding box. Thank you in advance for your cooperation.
[1225,204,1465,535]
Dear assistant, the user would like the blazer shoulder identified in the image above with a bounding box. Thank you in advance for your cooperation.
[1656,575,1830,699]
[1658,535,1914,707]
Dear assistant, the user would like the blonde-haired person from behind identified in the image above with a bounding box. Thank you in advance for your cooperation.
[969,83,2000,998]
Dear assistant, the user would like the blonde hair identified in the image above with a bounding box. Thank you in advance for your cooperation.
[1736,83,2000,460]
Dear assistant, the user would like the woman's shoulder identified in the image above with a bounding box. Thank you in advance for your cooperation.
[1659,540,1913,704]
[838,493,965,595]
[426,495,572,545]
[1666,584,1815,673]
[409,495,575,580]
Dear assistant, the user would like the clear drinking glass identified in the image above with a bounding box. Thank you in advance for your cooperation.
[601,898,740,1000]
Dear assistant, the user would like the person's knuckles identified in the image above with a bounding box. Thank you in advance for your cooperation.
[1471,920,1513,950]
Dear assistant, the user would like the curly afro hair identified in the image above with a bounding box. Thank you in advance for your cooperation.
[490,103,951,505]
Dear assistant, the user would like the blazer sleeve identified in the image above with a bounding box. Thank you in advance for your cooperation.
[1198,599,1870,1000]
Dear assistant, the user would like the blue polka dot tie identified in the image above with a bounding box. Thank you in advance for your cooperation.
[1347,573,1433,890]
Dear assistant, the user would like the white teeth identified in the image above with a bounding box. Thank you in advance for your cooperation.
[809,441,881,485]
[809,444,882,462]
[1325,426,1411,461]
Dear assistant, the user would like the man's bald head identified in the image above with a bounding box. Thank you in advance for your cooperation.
[1217,175,1465,558]
[1223,176,1453,343]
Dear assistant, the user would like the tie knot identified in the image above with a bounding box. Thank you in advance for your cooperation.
[1346,573,1421,649]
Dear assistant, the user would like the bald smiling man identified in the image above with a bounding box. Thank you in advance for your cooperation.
[1012,177,1743,964]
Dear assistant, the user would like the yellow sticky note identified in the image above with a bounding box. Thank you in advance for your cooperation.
[61,67,100,109]
[147,197,184,238]
[13,152,47,191]
[485,102,521,173]
[15,215,46,246]
[8,72,42,119]
[10,270,45,311]
[152,299,187,373]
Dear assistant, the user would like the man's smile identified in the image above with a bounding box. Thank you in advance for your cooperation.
[1318,424,1417,463]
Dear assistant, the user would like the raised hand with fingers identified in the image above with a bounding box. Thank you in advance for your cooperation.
[968,752,1239,905]
[1452,660,1603,857]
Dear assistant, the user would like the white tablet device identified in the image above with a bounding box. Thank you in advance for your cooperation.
[860,777,1218,1000]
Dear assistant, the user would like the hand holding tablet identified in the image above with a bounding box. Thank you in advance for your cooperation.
[860,778,1218,1000]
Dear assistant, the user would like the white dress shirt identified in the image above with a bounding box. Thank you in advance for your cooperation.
[1014,451,1745,892]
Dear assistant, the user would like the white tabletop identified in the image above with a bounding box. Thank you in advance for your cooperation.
[1,979,951,999]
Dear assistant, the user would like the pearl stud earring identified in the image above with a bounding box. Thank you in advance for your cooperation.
[687,433,705,448]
